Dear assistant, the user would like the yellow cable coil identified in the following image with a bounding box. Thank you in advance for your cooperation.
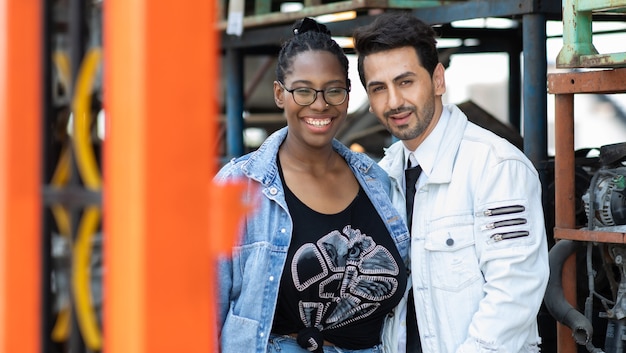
[70,47,103,350]
[72,48,102,190]
[50,146,73,342]
[53,51,71,92]
[50,51,73,342]
[71,206,102,350]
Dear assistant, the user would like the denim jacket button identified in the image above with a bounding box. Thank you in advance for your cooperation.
[269,275,275,281]
[280,228,286,233]
[269,187,278,195]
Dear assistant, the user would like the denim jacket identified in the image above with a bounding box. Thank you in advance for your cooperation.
[379,105,549,353]
[214,127,410,353]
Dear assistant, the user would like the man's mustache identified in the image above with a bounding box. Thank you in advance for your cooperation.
[384,106,416,119]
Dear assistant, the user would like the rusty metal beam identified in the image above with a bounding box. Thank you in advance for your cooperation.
[217,0,467,30]
[553,91,577,353]
[219,0,386,30]
[548,68,626,94]
[555,227,626,243]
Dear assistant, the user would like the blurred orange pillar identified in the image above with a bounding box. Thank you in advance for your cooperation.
[103,0,219,351]
[0,1,42,353]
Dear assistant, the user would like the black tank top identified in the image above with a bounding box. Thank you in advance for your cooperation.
[272,157,407,349]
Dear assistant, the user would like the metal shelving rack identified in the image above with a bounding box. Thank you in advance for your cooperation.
[548,0,626,351]
[549,67,626,353]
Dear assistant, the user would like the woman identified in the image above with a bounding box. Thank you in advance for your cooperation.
[215,17,409,353]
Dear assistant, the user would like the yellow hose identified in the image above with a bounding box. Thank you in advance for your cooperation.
[51,308,71,341]
[72,48,102,190]
[71,206,102,350]
[53,51,71,92]
[50,114,72,341]
[50,200,72,342]
[69,46,103,350]
[51,145,71,187]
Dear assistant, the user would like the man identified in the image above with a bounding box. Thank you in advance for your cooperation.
[353,12,550,353]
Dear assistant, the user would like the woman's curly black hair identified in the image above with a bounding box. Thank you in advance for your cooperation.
[275,17,350,88]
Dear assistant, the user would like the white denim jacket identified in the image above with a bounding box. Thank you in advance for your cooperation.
[379,105,550,353]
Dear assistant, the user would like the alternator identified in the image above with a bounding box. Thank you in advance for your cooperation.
[583,168,626,227]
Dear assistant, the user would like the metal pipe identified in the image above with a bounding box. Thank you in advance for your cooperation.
[522,14,547,166]
[508,33,521,133]
[544,240,594,346]
[226,48,245,159]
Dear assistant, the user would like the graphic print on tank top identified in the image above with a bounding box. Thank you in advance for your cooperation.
[272,158,406,348]
[291,225,401,330]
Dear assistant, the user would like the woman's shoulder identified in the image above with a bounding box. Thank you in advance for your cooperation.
[214,154,252,182]
[215,128,286,183]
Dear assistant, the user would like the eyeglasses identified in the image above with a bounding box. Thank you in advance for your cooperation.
[278,81,349,106]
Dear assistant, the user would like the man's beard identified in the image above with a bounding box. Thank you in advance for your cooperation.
[384,97,435,141]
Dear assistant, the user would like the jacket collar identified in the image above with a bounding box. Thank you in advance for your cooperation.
[382,142,407,184]
[382,104,468,185]
[241,126,375,186]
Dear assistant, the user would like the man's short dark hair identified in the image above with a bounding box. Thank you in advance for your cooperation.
[353,12,439,87]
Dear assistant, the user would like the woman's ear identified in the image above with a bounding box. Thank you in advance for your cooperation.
[274,81,285,109]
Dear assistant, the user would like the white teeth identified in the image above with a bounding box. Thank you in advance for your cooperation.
[305,118,331,127]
